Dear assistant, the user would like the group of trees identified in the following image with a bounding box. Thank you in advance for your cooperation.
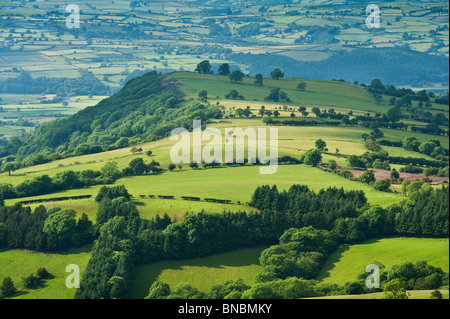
[0,204,93,252]
[195,60,288,85]
[250,184,449,241]
[345,149,448,175]
[123,158,161,176]
[0,161,122,200]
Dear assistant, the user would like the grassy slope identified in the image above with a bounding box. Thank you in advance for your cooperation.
[0,245,92,299]
[131,237,449,300]
[317,237,450,286]
[130,245,267,299]
[0,72,448,299]
[168,72,391,113]
[4,164,404,222]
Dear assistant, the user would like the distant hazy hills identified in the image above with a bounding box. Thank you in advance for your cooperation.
[232,48,449,89]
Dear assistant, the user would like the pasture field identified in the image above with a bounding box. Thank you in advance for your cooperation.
[131,237,449,300]
[0,245,92,299]
[4,163,405,221]
[317,237,450,286]
[130,245,267,299]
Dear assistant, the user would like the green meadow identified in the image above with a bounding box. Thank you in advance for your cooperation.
[317,237,450,286]
[131,245,267,299]
[0,245,92,299]
[4,163,405,222]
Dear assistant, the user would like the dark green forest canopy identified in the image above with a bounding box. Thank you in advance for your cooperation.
[14,71,222,157]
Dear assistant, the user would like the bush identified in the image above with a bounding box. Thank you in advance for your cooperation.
[23,274,39,289]
[95,185,131,202]
[0,277,16,298]
[430,290,443,299]
[36,267,50,280]
[373,179,391,192]
[345,281,366,295]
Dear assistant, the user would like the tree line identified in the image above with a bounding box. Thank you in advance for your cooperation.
[0,204,93,252]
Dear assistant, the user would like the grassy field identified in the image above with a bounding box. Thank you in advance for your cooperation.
[130,245,267,299]
[317,237,450,286]
[0,245,92,299]
[4,163,405,222]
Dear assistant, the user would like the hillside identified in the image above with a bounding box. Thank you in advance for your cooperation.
[0,71,448,301]
[13,71,222,157]
[5,70,448,162]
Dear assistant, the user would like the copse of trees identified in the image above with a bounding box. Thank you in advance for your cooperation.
[257,227,337,282]
[0,205,93,252]
[0,162,122,201]
[265,88,290,102]
[95,185,131,202]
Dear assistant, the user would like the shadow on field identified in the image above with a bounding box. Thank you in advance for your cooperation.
[317,238,384,283]
[56,244,93,256]
[131,245,267,299]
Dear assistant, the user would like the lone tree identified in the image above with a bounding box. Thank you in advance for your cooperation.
[168,163,176,172]
[128,158,147,175]
[302,148,322,167]
[198,90,208,99]
[229,70,245,83]
[131,147,143,155]
[359,170,376,184]
[297,82,307,91]
[387,106,402,122]
[0,277,16,298]
[195,60,212,74]
[218,63,231,76]
[270,68,285,80]
[315,138,327,151]
[3,162,15,176]
[254,73,264,87]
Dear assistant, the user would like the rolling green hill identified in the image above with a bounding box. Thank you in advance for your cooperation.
[0,71,448,300]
